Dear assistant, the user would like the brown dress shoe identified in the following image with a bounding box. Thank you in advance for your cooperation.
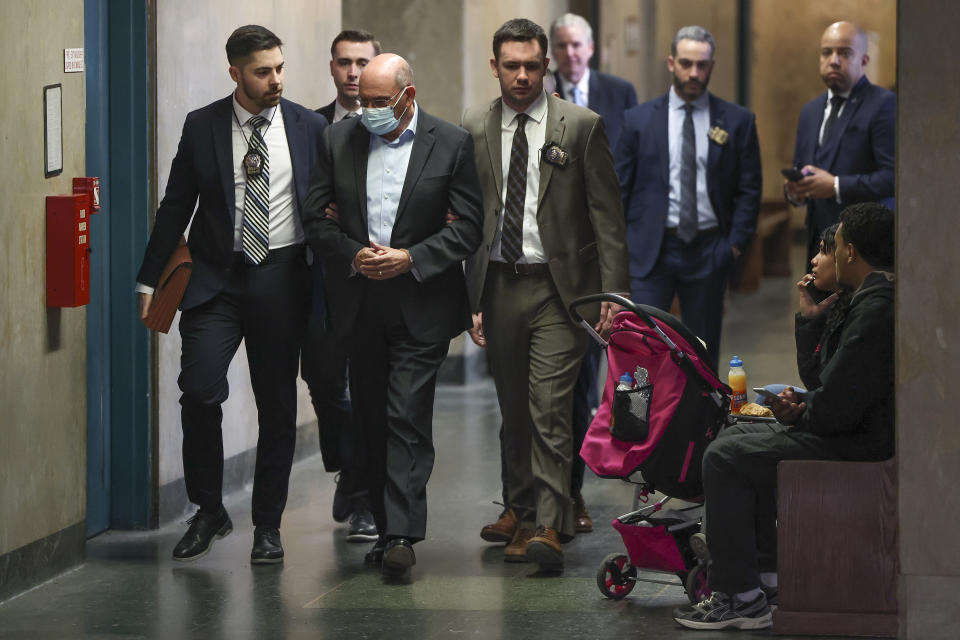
[526,526,564,571]
[480,508,518,544]
[573,493,593,533]
[503,527,535,563]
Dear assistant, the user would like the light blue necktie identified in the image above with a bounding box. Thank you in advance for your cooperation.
[569,86,584,107]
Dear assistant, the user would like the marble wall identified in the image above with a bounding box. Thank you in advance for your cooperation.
[897,1,960,637]
[0,0,87,558]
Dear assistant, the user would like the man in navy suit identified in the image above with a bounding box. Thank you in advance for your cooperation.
[615,26,761,372]
[550,13,637,151]
[785,21,895,262]
[136,25,327,564]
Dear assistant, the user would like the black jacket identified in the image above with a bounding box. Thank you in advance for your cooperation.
[794,292,851,390]
[792,272,895,461]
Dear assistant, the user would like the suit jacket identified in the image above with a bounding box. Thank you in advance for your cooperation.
[461,93,630,326]
[301,108,484,343]
[316,100,336,124]
[615,92,762,279]
[794,76,895,232]
[553,70,638,150]
[136,96,327,309]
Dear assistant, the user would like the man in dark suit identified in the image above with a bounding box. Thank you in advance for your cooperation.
[315,29,381,124]
[785,21,895,262]
[136,25,327,563]
[462,19,629,572]
[551,11,638,534]
[301,29,382,544]
[550,13,637,150]
[303,54,483,579]
[615,25,761,372]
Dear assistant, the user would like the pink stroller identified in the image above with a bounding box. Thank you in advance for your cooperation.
[570,294,732,602]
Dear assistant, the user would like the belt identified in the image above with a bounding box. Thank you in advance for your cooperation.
[488,260,550,276]
[664,226,720,240]
[232,244,305,266]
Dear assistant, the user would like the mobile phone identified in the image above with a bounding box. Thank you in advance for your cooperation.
[752,387,779,400]
[781,167,805,181]
[805,279,833,303]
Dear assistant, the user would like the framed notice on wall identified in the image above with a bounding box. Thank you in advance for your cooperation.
[44,83,63,178]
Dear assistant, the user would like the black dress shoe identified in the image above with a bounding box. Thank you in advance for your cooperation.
[346,510,379,542]
[251,526,284,564]
[173,506,232,562]
[382,538,416,577]
[364,538,387,565]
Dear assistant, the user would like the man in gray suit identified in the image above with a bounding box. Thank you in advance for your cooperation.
[462,19,629,572]
[303,54,483,579]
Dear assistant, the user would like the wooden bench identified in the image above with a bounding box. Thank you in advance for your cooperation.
[773,458,898,637]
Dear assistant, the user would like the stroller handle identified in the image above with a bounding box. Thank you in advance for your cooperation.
[568,293,658,330]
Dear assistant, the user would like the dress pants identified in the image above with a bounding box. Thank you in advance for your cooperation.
[483,266,588,540]
[570,342,602,494]
[347,279,449,543]
[701,422,838,594]
[630,230,733,372]
[178,249,310,528]
[300,313,367,504]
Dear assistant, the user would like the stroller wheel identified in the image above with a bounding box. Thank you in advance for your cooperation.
[684,564,711,604]
[596,553,636,600]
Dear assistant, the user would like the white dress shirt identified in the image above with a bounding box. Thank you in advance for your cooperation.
[557,68,590,107]
[492,91,548,264]
[666,86,718,230]
[231,96,301,251]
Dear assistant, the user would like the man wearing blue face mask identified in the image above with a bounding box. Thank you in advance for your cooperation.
[303,54,483,581]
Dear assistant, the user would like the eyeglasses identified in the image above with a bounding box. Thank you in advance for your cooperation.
[359,85,408,109]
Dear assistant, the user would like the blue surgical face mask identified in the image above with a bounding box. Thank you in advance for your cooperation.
[361,86,409,135]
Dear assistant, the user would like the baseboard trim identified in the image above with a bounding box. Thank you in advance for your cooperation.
[158,420,321,525]
[0,521,85,603]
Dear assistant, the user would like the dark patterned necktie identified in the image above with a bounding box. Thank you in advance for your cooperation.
[501,113,528,263]
[820,95,845,146]
[241,115,270,264]
[677,104,698,243]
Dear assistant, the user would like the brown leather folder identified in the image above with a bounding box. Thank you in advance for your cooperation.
[143,237,192,334]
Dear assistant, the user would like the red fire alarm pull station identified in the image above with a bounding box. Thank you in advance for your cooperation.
[73,176,100,212]
[46,193,92,307]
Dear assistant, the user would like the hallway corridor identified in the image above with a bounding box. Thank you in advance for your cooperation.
[1,269,855,639]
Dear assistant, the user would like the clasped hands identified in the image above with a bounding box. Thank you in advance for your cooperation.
[784,165,836,202]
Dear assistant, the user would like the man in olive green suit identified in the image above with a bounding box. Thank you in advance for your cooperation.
[462,18,629,572]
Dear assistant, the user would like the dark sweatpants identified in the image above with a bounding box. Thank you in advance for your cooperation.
[702,422,839,594]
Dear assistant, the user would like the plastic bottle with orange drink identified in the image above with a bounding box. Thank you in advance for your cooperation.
[728,355,748,414]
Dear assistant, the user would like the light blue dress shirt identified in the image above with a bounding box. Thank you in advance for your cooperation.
[666,87,718,230]
[366,103,419,246]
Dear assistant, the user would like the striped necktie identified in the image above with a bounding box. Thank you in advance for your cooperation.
[241,115,270,264]
[501,113,528,263]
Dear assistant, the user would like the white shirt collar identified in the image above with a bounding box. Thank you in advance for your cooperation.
[669,85,709,112]
[827,87,853,102]
[502,91,548,127]
[333,99,361,122]
[232,93,278,125]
